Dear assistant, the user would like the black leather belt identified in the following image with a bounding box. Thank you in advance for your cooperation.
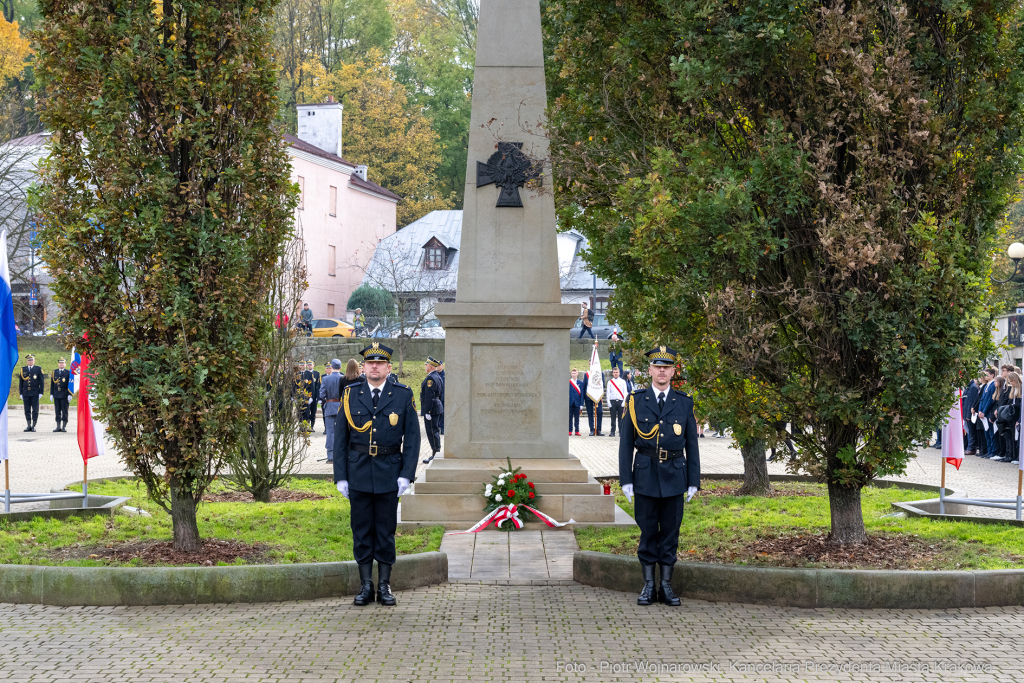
[636,446,685,462]
[352,443,401,457]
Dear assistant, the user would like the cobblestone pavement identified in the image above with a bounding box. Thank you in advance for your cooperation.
[1,585,1021,682]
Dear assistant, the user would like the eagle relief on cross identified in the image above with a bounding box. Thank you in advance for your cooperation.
[476,141,543,208]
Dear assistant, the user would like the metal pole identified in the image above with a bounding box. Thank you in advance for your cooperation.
[592,273,597,312]
[82,459,88,509]
[4,460,9,514]
[1017,470,1022,522]
[939,457,946,515]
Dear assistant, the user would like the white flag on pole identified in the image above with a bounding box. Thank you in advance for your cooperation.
[586,341,603,404]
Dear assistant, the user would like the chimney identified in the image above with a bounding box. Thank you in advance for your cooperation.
[296,97,343,158]
[353,165,368,182]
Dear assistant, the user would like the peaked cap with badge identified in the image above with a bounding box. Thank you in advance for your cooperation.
[360,342,393,362]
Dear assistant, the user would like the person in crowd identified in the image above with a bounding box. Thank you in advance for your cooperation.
[299,302,314,335]
[971,371,988,456]
[303,359,320,432]
[618,345,700,607]
[990,375,1007,460]
[570,368,584,436]
[978,367,998,457]
[578,302,595,339]
[607,366,629,437]
[997,372,1022,462]
[353,308,366,337]
[50,357,71,433]
[275,311,290,336]
[609,334,623,374]
[962,376,980,455]
[420,357,444,465]
[19,355,44,432]
[1001,364,1015,378]
[768,422,797,462]
[437,360,445,436]
[319,360,344,463]
[333,343,419,607]
[580,366,604,435]
[623,369,635,394]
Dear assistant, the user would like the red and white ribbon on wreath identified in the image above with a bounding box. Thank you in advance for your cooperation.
[445,504,575,535]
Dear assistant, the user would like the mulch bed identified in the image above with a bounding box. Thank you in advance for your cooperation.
[688,532,953,570]
[202,489,328,503]
[698,483,822,498]
[50,538,268,566]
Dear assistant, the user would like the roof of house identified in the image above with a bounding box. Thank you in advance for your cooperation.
[3,131,50,147]
[283,133,401,201]
[361,210,611,295]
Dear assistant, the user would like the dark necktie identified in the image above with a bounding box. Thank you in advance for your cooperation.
[658,393,665,412]
[372,388,380,408]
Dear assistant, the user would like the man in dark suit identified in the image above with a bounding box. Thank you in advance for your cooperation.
[50,358,72,432]
[962,377,980,455]
[580,369,604,436]
[19,355,45,432]
[420,356,444,464]
[437,361,445,435]
[569,368,584,435]
[304,359,321,432]
[334,343,420,607]
[618,346,700,607]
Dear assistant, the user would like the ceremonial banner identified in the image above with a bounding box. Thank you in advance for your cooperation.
[0,231,19,463]
[68,347,82,394]
[940,389,965,470]
[76,354,105,460]
[586,342,603,403]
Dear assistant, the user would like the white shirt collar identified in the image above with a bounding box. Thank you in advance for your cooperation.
[367,378,386,392]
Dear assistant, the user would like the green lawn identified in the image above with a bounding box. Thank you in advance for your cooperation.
[577,479,1024,570]
[0,478,444,567]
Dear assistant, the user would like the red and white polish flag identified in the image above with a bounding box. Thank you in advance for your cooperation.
[940,389,964,470]
[76,354,105,461]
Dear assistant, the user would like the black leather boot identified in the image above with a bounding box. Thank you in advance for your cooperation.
[377,563,396,606]
[637,563,656,606]
[658,564,681,606]
[352,563,375,606]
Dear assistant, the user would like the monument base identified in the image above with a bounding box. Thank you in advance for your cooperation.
[401,457,619,524]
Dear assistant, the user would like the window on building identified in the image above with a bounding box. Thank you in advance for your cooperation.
[327,303,335,317]
[328,245,336,276]
[329,186,337,216]
[593,297,608,314]
[298,176,304,210]
[401,298,420,318]
[425,246,445,270]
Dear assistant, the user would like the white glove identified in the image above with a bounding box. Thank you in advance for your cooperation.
[336,480,349,499]
[308,398,313,404]
[397,477,411,497]
[686,486,698,503]
[424,414,431,420]
[38,394,42,398]
[621,483,633,503]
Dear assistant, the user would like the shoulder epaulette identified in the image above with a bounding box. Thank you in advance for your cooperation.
[392,381,411,390]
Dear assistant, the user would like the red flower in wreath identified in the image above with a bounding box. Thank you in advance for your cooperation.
[528,492,535,499]
[508,490,515,497]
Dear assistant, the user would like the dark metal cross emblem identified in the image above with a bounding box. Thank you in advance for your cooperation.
[476,142,542,208]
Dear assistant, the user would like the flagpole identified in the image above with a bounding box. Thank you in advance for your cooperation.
[4,459,9,514]
[939,457,946,515]
[1017,470,1022,521]
[82,458,88,509]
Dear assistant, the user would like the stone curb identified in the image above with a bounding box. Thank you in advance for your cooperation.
[573,551,1024,609]
[0,552,448,606]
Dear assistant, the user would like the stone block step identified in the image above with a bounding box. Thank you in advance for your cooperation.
[413,480,603,495]
[423,458,591,483]
[400,491,616,523]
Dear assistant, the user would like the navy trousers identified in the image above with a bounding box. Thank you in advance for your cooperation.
[349,489,399,566]
[633,492,686,566]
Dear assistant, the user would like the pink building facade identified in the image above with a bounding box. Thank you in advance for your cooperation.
[285,101,399,321]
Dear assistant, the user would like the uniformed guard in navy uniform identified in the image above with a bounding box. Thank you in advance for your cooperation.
[303,359,321,431]
[420,356,444,464]
[19,355,45,432]
[334,343,420,606]
[618,346,700,606]
[50,358,72,432]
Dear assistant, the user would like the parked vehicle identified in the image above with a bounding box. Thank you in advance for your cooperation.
[311,318,355,338]
[411,318,445,339]
[570,314,621,340]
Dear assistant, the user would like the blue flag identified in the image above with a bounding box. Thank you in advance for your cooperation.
[0,231,21,462]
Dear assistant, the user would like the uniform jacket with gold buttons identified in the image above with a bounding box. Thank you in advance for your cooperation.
[19,365,44,396]
[618,387,701,498]
[333,377,420,494]
[420,370,444,417]
[50,369,72,399]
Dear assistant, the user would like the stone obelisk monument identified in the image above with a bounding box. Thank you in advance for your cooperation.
[400,0,616,525]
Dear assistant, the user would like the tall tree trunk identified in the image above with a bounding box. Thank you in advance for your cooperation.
[169,475,202,552]
[253,487,272,504]
[824,452,868,544]
[737,438,773,496]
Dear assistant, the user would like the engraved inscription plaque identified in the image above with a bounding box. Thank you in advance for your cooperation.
[470,343,542,442]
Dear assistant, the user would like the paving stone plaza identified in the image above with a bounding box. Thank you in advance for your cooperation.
[3,408,1024,681]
